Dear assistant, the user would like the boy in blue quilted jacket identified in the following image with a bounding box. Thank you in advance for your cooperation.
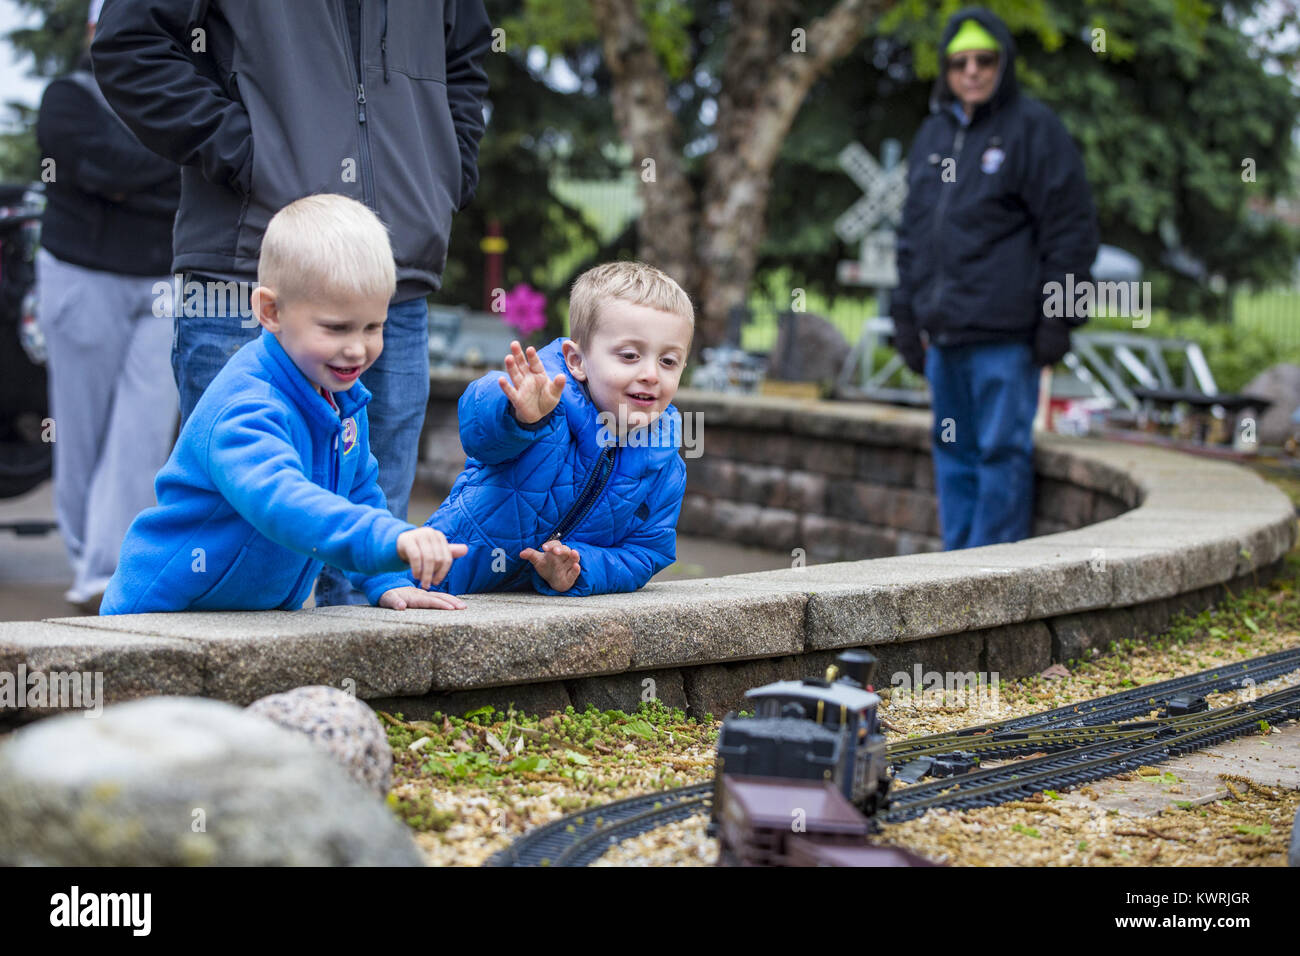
[100,195,466,614]
[398,261,694,601]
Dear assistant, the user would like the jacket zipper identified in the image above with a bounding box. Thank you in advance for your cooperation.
[499,446,619,590]
[348,1,377,208]
[380,0,390,82]
[927,119,968,341]
[550,446,617,541]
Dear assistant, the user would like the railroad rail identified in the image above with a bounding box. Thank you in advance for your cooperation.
[486,651,1300,866]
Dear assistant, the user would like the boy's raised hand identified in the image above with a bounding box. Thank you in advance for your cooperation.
[520,538,582,593]
[379,586,466,611]
[396,527,467,590]
[499,340,566,424]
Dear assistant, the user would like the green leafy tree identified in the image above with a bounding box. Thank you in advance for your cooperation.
[0,0,90,180]
[768,0,1300,316]
[515,0,1299,341]
[6,0,1296,332]
[438,1,625,331]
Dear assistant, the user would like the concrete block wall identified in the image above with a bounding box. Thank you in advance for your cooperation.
[2,386,1292,724]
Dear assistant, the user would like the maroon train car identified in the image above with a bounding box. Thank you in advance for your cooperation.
[717,775,939,867]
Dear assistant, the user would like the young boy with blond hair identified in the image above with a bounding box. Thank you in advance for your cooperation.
[396,260,694,602]
[100,195,464,614]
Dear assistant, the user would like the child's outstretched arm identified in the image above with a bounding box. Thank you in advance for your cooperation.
[528,458,687,597]
[206,398,446,590]
[377,526,468,610]
[459,341,566,465]
[339,448,468,608]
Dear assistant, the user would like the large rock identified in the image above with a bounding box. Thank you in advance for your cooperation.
[1241,363,1300,445]
[246,685,393,797]
[766,312,851,384]
[0,697,423,866]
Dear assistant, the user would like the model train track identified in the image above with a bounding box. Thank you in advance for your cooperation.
[487,651,1300,866]
[886,645,1300,765]
[485,783,713,867]
[883,683,1300,821]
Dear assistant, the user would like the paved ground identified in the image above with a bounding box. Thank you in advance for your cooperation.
[0,477,789,622]
[0,482,72,622]
[1059,722,1300,817]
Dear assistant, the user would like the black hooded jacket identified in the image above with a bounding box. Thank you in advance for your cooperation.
[91,0,491,300]
[893,8,1099,356]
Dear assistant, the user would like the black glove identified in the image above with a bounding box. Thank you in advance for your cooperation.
[892,317,926,375]
[1033,320,1072,368]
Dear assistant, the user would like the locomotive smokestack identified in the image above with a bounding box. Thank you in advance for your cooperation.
[836,649,878,690]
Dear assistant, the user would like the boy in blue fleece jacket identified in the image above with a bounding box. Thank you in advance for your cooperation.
[394,261,693,602]
[100,195,465,614]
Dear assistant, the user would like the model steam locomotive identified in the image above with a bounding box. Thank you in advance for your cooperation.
[711,649,931,866]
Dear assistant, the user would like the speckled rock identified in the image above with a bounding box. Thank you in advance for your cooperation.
[246,685,392,796]
[0,697,423,866]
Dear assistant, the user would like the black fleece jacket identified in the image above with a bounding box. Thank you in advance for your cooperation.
[36,53,180,276]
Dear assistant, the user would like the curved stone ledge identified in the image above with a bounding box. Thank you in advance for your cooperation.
[2,391,1293,725]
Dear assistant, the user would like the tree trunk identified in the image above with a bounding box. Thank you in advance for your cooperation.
[697,0,886,347]
[590,0,887,350]
[589,0,698,294]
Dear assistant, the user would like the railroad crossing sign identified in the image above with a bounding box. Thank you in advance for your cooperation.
[833,142,907,244]
[833,139,914,400]
[835,142,906,289]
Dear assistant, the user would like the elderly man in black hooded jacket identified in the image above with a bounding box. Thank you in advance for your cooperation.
[893,7,1099,550]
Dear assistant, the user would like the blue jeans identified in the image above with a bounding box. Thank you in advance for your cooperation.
[172,283,430,605]
[925,341,1039,551]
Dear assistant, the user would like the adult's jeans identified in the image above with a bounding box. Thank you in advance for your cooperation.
[925,341,1039,551]
[171,277,430,605]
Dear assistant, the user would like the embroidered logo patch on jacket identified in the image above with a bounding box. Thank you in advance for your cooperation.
[341,417,358,456]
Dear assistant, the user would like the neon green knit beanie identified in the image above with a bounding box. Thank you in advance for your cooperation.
[947,19,1000,56]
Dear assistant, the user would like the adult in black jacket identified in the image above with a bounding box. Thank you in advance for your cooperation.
[35,7,181,613]
[91,0,492,606]
[892,7,1098,550]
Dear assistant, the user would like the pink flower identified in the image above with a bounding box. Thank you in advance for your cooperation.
[502,284,547,336]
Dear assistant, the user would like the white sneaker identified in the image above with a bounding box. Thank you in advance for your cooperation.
[64,579,110,615]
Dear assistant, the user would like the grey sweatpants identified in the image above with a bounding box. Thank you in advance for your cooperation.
[35,248,177,603]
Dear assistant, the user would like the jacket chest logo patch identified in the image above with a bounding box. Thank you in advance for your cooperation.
[634,501,650,521]
[341,417,358,456]
[980,146,1005,174]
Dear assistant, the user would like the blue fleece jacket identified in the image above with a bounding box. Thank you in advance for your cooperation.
[417,336,687,597]
[100,329,415,614]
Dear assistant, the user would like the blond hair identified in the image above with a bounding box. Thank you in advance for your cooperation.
[258,194,396,305]
[568,261,694,350]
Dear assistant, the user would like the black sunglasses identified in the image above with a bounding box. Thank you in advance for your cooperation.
[947,52,998,71]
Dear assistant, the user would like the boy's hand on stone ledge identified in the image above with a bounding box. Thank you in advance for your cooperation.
[521,538,581,593]
[378,586,467,611]
[396,527,467,590]
[499,340,565,424]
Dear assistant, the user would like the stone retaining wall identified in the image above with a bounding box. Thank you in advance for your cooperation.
[424,380,1131,558]
[2,385,1293,725]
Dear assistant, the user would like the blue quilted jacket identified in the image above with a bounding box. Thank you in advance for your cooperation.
[420,337,687,596]
[100,329,415,614]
